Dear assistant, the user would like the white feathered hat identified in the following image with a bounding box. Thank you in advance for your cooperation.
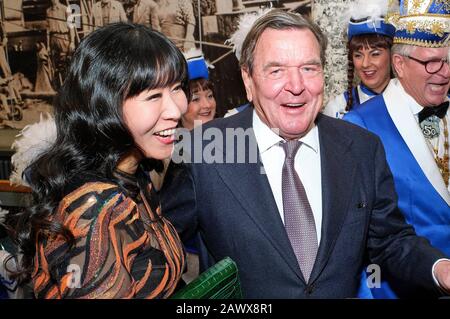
[346,0,395,40]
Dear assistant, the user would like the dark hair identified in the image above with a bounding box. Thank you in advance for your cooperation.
[8,23,188,282]
[240,9,328,74]
[188,78,214,101]
[345,33,393,111]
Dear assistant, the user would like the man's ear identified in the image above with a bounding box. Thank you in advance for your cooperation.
[241,67,253,102]
[392,54,405,79]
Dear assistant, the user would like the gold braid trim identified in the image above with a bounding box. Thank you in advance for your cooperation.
[393,36,449,47]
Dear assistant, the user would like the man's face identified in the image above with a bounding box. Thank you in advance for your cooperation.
[241,28,324,140]
[394,46,450,107]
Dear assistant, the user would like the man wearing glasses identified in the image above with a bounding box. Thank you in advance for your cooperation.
[344,0,450,299]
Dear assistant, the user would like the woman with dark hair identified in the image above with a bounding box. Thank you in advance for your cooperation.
[323,0,395,119]
[182,78,216,130]
[181,50,216,130]
[6,23,188,298]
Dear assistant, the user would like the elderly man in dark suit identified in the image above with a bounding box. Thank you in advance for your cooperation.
[161,10,450,298]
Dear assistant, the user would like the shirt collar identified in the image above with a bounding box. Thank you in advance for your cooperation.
[359,83,379,97]
[252,109,319,154]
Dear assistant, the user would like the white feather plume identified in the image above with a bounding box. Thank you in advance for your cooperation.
[340,0,390,28]
[348,0,390,20]
[225,8,273,62]
[10,112,57,186]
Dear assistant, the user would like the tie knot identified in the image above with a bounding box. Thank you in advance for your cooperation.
[282,140,301,159]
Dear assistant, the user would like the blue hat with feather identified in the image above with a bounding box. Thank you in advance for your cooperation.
[347,0,396,40]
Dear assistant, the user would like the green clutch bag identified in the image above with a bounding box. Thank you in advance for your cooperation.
[171,257,243,299]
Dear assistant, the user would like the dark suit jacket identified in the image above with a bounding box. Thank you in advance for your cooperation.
[161,107,445,298]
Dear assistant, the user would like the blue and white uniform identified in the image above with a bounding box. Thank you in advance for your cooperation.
[345,79,450,298]
[323,84,380,119]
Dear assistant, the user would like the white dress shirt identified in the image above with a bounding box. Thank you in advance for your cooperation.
[252,110,323,244]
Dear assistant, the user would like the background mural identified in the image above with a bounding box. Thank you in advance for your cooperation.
[0,0,312,133]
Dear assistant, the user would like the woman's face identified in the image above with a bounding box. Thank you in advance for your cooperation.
[353,46,391,93]
[123,82,187,160]
[182,86,216,130]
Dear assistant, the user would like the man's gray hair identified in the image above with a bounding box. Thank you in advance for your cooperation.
[391,43,415,57]
[391,44,415,76]
[239,9,328,74]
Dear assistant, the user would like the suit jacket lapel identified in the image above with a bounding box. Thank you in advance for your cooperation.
[215,158,305,281]
[383,80,450,205]
[212,108,304,281]
[309,114,356,283]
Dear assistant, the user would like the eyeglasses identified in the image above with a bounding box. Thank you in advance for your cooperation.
[405,55,449,74]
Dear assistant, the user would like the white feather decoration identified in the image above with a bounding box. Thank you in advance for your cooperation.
[348,0,390,20]
[340,0,391,28]
[10,113,57,186]
[225,8,273,62]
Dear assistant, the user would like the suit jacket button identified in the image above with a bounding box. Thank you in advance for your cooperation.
[305,284,314,295]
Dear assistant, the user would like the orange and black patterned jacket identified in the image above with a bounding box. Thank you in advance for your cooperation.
[32,181,185,298]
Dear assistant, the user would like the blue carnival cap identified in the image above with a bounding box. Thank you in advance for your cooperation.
[387,0,450,47]
[186,53,209,81]
[348,17,396,40]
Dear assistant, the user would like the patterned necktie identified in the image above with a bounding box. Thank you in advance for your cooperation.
[281,140,318,283]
